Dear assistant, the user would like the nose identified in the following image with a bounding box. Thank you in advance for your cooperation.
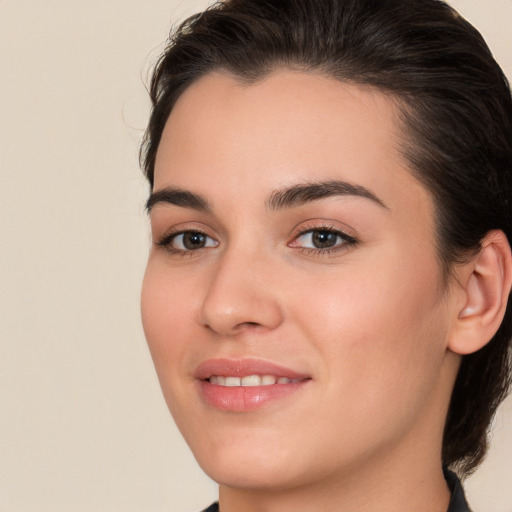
[199,250,284,336]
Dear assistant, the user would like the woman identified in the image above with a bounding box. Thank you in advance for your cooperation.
[140,0,512,510]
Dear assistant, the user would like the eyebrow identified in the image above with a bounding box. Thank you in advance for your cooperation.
[146,187,211,213]
[266,180,388,211]
[146,179,388,214]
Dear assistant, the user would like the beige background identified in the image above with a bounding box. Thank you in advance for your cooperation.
[0,1,511,511]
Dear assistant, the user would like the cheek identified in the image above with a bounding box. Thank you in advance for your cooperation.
[141,259,196,379]
[140,258,210,432]
[290,247,448,404]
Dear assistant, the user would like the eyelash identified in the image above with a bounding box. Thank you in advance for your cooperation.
[156,225,358,257]
[290,225,358,256]
[156,230,219,257]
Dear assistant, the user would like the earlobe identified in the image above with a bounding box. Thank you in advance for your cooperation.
[449,230,512,355]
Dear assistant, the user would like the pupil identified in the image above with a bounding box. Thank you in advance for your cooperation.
[312,231,337,248]
[183,232,205,250]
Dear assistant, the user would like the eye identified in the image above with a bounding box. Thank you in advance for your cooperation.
[158,230,219,253]
[290,228,357,253]
[297,230,341,249]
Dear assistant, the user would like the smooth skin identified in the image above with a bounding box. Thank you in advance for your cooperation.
[141,71,512,512]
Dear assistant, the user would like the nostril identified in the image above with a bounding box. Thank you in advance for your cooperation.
[231,321,267,334]
[238,321,264,329]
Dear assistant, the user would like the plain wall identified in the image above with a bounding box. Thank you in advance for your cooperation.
[0,1,511,511]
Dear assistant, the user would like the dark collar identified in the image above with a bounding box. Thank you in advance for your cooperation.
[445,469,472,512]
[201,504,219,512]
[202,471,472,512]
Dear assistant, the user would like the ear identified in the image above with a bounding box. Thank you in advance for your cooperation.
[448,230,512,355]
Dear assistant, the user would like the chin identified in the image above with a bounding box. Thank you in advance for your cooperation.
[189,432,305,490]
[200,457,300,491]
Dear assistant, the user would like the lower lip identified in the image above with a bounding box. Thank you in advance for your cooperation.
[199,380,308,412]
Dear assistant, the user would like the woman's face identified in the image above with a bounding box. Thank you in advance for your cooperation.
[142,71,461,490]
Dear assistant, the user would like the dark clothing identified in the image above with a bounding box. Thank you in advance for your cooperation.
[201,470,471,512]
[445,469,472,512]
[201,504,220,512]
[202,505,220,512]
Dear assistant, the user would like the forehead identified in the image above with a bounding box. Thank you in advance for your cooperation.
[157,70,403,172]
[154,70,431,218]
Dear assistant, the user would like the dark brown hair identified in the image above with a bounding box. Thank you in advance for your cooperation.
[141,0,512,476]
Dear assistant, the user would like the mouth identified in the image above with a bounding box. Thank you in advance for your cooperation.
[196,358,311,412]
[208,375,304,386]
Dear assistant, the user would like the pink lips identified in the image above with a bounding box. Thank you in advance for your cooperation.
[195,358,311,412]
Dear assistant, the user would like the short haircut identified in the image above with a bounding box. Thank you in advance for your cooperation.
[141,0,512,476]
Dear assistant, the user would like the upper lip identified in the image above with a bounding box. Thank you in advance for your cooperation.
[195,358,311,381]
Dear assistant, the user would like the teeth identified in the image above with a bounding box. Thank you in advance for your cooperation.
[209,375,297,387]
[225,376,241,387]
[241,375,262,386]
[262,375,277,385]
